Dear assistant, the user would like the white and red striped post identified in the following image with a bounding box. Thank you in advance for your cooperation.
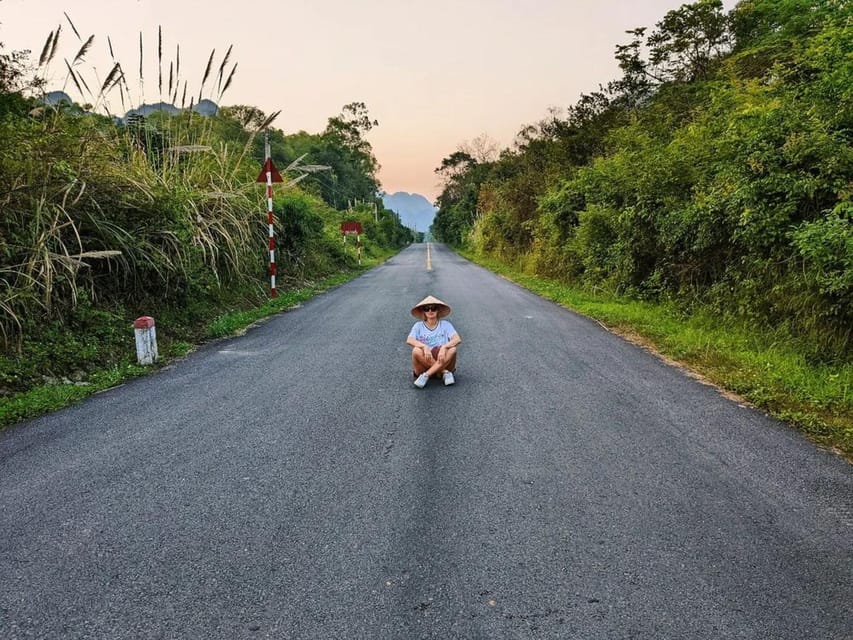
[256,131,283,298]
[266,192,276,297]
[265,133,277,297]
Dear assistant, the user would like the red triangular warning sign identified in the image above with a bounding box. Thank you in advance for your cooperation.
[256,158,284,183]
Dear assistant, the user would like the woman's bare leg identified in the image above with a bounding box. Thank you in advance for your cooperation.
[441,348,457,373]
[413,346,457,377]
[412,348,434,376]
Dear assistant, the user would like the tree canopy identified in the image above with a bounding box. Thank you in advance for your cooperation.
[432,0,852,358]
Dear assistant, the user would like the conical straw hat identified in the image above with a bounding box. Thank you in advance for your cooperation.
[411,295,451,319]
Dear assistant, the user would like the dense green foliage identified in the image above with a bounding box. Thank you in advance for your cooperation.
[223,101,383,211]
[0,40,412,396]
[433,0,851,360]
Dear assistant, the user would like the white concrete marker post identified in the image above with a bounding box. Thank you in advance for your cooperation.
[133,316,158,365]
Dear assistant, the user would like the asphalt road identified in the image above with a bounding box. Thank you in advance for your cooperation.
[1,243,851,639]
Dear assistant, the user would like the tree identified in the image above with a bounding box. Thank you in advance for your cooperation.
[730,0,841,50]
[647,0,731,82]
[433,150,493,246]
[459,133,499,164]
[219,104,268,130]
[313,102,381,209]
[0,43,38,117]
[324,101,378,150]
[610,0,731,106]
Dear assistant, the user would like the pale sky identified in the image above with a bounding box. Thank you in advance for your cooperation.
[1,0,736,202]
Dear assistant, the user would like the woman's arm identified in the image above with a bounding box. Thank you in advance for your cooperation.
[407,336,428,349]
[443,333,461,348]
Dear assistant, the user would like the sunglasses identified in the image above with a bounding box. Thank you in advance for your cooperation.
[421,305,438,312]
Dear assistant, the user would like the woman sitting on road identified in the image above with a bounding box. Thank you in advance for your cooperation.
[406,295,461,388]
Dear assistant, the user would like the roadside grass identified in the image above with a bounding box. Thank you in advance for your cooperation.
[0,265,377,430]
[205,271,355,338]
[0,362,150,427]
[465,251,852,460]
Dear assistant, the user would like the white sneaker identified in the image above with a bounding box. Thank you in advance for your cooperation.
[443,371,455,386]
[414,373,429,388]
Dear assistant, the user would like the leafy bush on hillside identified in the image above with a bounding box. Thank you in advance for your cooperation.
[0,35,412,393]
[433,0,851,358]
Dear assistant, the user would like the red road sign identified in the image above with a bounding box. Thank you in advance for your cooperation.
[341,221,362,235]
[256,158,283,183]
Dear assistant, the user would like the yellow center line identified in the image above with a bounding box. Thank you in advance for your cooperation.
[426,242,432,271]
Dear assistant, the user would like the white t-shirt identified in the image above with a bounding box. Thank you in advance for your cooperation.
[408,320,457,348]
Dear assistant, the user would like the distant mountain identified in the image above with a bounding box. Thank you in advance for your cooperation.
[382,192,437,233]
[40,93,219,119]
[126,101,182,117]
[43,91,73,106]
[125,99,219,119]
